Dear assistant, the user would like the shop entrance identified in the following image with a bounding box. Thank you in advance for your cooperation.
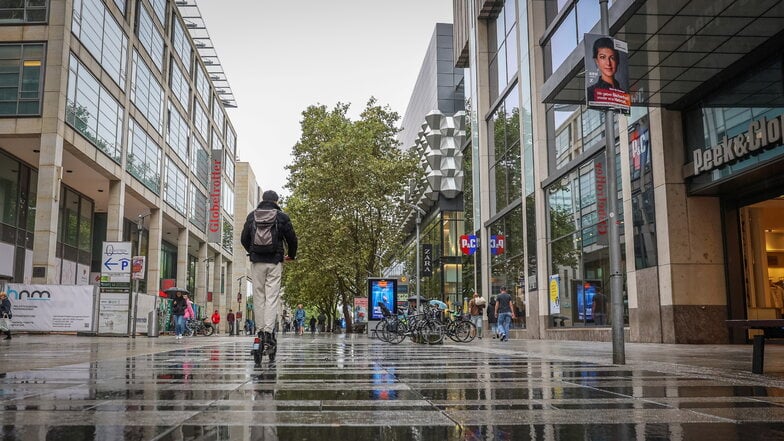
[739,196,784,321]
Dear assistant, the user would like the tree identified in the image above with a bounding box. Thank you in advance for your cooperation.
[282,98,418,330]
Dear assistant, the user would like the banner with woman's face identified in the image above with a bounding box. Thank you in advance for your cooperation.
[585,33,630,113]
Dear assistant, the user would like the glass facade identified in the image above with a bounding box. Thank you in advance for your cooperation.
[0,150,36,282]
[189,183,206,231]
[171,17,191,74]
[543,0,601,75]
[150,0,165,27]
[213,96,224,136]
[72,0,127,88]
[169,58,189,110]
[130,50,164,135]
[136,2,164,71]
[166,102,188,162]
[191,138,209,186]
[193,99,208,142]
[195,65,209,105]
[0,43,44,116]
[65,54,124,162]
[0,0,48,24]
[628,107,657,269]
[164,157,187,215]
[57,186,93,284]
[127,119,162,193]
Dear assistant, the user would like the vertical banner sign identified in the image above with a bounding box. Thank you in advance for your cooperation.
[549,275,561,314]
[585,34,630,113]
[131,256,145,280]
[422,244,432,277]
[595,152,608,245]
[490,235,505,255]
[208,149,224,243]
[460,234,478,255]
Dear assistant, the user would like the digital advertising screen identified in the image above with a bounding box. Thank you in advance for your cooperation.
[574,280,602,321]
[368,278,397,320]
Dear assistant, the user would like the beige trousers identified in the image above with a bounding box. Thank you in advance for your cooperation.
[251,262,282,334]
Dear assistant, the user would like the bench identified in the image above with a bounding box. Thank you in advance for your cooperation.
[726,319,784,374]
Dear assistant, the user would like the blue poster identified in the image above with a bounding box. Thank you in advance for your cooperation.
[368,279,397,320]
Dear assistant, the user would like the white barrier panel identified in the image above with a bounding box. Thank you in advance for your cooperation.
[6,284,95,332]
[134,293,156,334]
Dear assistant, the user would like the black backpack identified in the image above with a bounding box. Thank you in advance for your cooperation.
[251,208,280,254]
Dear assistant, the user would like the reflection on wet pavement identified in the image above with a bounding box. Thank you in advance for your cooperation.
[1,335,784,440]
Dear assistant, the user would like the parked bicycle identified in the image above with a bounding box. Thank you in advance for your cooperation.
[186,318,215,336]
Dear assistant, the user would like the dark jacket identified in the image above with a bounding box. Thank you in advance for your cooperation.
[1,298,11,318]
[171,296,186,316]
[240,200,298,263]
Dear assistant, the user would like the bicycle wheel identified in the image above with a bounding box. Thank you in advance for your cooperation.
[455,320,476,342]
[418,320,444,345]
[388,319,408,344]
[375,319,392,343]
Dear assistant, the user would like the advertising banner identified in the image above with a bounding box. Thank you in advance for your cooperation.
[585,33,630,113]
[368,278,397,320]
[354,297,368,323]
[208,149,224,243]
[6,284,94,332]
[548,275,561,314]
[460,234,478,255]
[422,244,432,277]
[98,292,129,335]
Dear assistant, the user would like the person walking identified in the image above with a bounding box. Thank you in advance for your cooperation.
[494,287,515,342]
[487,295,498,338]
[317,312,326,333]
[240,189,298,363]
[294,304,306,336]
[227,309,236,335]
[468,291,486,339]
[171,291,187,340]
[0,292,12,340]
[211,310,220,335]
[309,316,316,335]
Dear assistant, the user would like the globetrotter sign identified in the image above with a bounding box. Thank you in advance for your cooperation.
[692,114,784,176]
[208,149,223,243]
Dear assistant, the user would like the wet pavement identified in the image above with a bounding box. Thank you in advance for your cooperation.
[1,333,784,440]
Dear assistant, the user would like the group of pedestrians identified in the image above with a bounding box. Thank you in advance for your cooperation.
[468,286,517,342]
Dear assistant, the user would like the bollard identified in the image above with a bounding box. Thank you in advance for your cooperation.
[147,310,159,337]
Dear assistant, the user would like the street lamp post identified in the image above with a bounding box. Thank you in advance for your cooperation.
[409,204,426,312]
[131,213,149,338]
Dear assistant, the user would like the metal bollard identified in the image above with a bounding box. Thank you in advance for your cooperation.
[147,310,159,337]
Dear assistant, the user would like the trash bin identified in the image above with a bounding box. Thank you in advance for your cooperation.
[148,310,159,337]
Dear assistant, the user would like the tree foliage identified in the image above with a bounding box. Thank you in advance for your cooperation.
[281,98,418,328]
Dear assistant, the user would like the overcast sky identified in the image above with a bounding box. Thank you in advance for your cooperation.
[195,0,454,196]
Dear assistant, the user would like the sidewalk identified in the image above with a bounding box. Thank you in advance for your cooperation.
[0,333,782,440]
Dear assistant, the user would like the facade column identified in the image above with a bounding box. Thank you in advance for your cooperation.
[212,253,224,330]
[145,208,162,297]
[651,108,727,343]
[176,228,189,289]
[106,180,125,241]
[197,243,209,312]
[32,133,63,284]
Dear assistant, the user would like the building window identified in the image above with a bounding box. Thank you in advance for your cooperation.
[628,108,656,269]
[191,138,208,186]
[488,85,521,214]
[0,43,44,116]
[127,119,162,193]
[163,157,187,215]
[0,0,48,23]
[150,0,165,27]
[171,17,191,74]
[193,99,208,142]
[222,218,233,253]
[135,2,164,71]
[195,65,209,105]
[72,0,127,88]
[65,54,123,162]
[543,0,601,75]
[221,180,233,215]
[169,57,189,110]
[57,185,93,283]
[113,0,125,15]
[166,102,188,162]
[130,50,164,135]
[189,183,206,231]
[223,151,234,184]
[487,0,518,102]
[226,126,236,158]
[213,96,224,136]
